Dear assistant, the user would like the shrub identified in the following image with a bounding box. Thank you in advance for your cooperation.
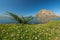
[7,12,34,24]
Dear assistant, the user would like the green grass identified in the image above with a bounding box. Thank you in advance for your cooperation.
[0,20,60,40]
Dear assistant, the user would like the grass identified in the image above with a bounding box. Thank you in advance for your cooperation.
[0,20,60,40]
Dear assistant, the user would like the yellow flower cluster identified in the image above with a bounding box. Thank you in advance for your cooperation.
[0,20,60,40]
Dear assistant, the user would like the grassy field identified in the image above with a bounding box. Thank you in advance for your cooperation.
[0,20,60,40]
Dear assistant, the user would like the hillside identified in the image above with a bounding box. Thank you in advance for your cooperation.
[0,21,60,40]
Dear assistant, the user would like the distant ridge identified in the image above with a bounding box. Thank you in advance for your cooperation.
[0,15,10,18]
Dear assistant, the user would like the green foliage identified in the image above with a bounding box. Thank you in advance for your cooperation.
[0,21,60,40]
[7,12,34,24]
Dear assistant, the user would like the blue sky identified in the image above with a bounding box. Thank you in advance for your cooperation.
[0,0,60,16]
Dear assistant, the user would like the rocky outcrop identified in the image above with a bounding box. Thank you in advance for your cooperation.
[36,9,60,18]
[35,9,60,23]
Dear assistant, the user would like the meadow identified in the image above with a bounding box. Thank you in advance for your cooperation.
[0,20,60,40]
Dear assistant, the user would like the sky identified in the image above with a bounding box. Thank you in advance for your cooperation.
[0,0,60,16]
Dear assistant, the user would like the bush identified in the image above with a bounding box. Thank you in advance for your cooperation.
[0,21,60,40]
